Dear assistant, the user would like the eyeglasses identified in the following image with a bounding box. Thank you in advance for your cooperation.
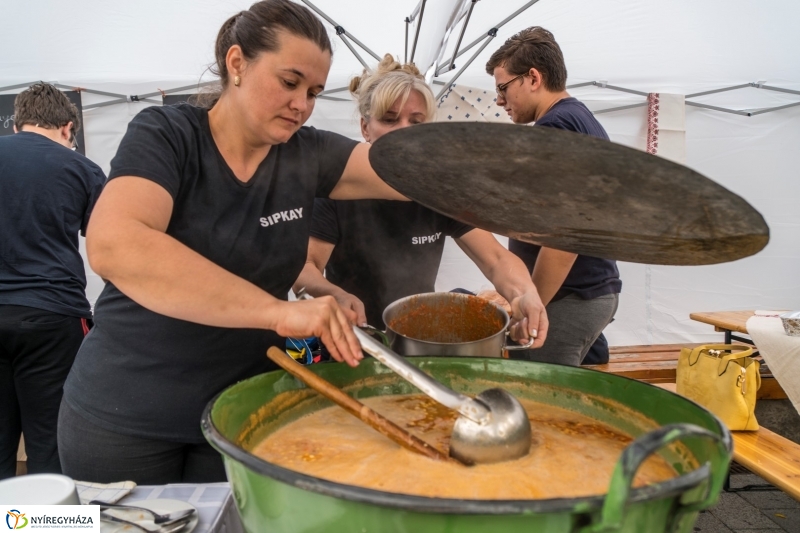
[496,73,527,99]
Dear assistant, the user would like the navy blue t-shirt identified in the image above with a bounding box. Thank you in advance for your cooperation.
[63,104,358,442]
[508,98,622,301]
[0,132,106,318]
[310,199,473,328]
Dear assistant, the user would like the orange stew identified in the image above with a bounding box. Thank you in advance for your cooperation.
[252,394,676,500]
[388,296,505,343]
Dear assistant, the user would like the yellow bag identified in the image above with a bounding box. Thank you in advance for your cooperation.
[676,344,761,431]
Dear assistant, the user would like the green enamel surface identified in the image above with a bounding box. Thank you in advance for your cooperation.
[208,357,731,533]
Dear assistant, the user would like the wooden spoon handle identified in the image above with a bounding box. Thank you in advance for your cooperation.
[267,346,455,463]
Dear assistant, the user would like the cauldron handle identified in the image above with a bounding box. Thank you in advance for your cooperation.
[584,423,729,533]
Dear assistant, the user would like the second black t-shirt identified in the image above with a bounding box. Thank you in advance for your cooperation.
[311,199,472,328]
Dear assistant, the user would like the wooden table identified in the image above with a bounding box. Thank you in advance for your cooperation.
[689,310,756,344]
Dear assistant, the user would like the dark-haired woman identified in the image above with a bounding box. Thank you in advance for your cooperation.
[57,0,546,484]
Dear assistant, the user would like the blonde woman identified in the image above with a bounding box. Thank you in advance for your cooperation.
[293,55,547,345]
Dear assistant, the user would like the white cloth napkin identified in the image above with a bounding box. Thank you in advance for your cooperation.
[76,480,137,504]
[747,315,800,415]
[436,84,513,124]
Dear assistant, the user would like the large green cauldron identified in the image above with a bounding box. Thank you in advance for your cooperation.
[203,357,731,533]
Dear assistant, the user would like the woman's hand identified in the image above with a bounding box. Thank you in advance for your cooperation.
[332,291,368,327]
[508,290,548,349]
[273,297,363,367]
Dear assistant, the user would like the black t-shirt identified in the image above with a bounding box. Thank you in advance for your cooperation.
[63,104,358,442]
[0,132,106,318]
[508,98,622,301]
[311,199,472,328]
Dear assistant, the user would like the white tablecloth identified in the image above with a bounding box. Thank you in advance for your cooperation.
[747,315,800,415]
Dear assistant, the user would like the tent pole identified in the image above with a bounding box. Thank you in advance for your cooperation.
[436,30,496,100]
[748,100,800,116]
[593,82,648,97]
[685,101,751,116]
[567,82,596,89]
[138,80,218,99]
[685,84,752,98]
[752,83,800,96]
[338,32,370,71]
[52,85,128,99]
[453,0,542,62]
[405,17,410,64]
[593,102,647,115]
[83,98,128,110]
[410,0,427,64]
[298,0,381,61]
[0,82,44,92]
[447,0,477,72]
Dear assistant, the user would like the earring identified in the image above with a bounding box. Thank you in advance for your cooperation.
[234,75,241,87]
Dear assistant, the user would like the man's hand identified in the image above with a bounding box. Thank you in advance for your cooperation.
[508,289,548,349]
[476,289,511,314]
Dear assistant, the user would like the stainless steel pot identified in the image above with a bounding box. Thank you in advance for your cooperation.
[382,292,532,357]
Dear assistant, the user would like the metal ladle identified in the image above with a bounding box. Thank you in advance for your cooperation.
[353,327,531,465]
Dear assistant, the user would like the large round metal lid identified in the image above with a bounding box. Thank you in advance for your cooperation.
[369,122,769,265]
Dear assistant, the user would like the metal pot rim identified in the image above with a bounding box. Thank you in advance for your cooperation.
[202,359,732,515]
[382,292,509,346]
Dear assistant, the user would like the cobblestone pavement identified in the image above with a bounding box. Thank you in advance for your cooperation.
[695,473,800,533]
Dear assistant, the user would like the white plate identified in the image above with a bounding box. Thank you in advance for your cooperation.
[100,498,198,533]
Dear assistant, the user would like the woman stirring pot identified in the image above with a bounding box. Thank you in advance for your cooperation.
[293,55,547,341]
[58,1,547,484]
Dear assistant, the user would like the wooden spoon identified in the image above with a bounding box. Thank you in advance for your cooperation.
[266,346,459,464]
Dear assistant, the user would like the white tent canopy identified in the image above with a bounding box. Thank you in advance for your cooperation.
[3,0,799,346]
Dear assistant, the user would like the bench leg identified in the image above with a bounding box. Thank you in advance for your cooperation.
[724,463,780,493]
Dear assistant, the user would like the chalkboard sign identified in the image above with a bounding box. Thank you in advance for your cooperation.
[162,94,195,106]
[0,90,85,155]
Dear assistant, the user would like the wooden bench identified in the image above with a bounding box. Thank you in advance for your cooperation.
[654,383,800,501]
[591,345,800,500]
[731,427,800,500]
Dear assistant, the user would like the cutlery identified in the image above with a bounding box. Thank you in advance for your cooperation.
[99,510,191,533]
[91,501,195,524]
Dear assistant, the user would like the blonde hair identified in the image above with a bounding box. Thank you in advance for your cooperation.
[349,54,436,122]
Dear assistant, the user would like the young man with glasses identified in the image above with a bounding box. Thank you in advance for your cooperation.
[485,27,622,367]
[0,83,106,478]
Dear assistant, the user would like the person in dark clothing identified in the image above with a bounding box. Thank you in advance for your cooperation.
[293,55,547,343]
[485,27,622,366]
[0,83,106,479]
[57,1,547,485]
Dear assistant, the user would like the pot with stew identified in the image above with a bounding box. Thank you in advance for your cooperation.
[203,357,731,533]
[382,292,532,357]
